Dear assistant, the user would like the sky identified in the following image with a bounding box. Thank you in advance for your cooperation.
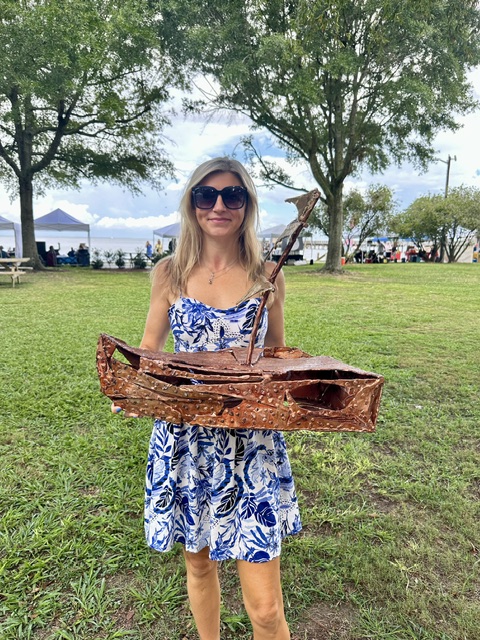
[1,69,479,239]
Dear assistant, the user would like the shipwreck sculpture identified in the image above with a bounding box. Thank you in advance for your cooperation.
[96,189,384,432]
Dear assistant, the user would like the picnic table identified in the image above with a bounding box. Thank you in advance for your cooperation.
[0,257,31,287]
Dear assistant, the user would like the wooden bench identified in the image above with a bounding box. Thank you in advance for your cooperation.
[0,269,27,287]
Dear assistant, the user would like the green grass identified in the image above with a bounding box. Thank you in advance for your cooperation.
[1,264,479,640]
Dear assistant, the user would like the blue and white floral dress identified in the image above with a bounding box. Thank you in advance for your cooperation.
[144,296,302,563]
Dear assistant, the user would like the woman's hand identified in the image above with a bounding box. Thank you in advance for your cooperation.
[111,402,138,418]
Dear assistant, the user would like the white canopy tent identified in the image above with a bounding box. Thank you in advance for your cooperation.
[258,223,306,259]
[34,208,90,248]
[153,221,181,239]
[258,224,287,254]
[258,224,287,238]
[153,222,181,252]
[0,215,23,257]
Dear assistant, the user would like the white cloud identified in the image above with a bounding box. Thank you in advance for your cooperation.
[96,212,179,230]
[0,199,20,222]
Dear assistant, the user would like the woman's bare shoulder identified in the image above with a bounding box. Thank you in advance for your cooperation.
[154,254,172,272]
[151,256,175,304]
[263,260,285,283]
[262,260,285,308]
[263,260,278,276]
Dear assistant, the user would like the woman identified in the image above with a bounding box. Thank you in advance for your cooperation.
[116,157,301,640]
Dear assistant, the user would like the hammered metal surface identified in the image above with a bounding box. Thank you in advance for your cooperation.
[97,334,384,432]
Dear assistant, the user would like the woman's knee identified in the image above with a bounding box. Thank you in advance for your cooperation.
[247,597,284,632]
[184,548,217,580]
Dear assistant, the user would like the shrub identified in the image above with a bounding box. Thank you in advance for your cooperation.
[151,250,170,264]
[132,249,147,269]
[115,249,126,269]
[91,248,104,270]
[103,250,115,268]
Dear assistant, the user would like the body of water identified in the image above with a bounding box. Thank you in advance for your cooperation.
[32,234,167,257]
[1,231,324,262]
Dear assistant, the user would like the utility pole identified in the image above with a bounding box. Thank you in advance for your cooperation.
[438,154,457,198]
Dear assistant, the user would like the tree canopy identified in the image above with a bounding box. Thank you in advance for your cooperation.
[0,0,179,267]
[165,0,480,271]
[390,186,480,262]
[310,184,396,261]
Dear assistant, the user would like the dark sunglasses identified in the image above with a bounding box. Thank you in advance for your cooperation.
[192,186,248,210]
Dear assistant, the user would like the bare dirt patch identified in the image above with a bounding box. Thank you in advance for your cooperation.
[293,601,358,640]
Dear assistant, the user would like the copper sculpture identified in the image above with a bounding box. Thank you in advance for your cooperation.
[96,189,384,432]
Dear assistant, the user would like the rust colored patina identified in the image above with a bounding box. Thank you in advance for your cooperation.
[96,189,384,432]
[96,336,384,432]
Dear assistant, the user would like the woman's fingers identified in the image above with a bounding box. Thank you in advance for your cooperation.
[111,403,139,418]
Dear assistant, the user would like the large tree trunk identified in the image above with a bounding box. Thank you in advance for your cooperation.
[439,224,447,263]
[323,186,344,272]
[19,176,43,269]
[322,81,345,274]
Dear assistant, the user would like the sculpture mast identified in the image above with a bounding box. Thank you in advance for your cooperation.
[245,189,320,365]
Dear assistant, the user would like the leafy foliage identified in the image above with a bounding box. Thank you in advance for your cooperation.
[90,248,104,270]
[103,250,116,268]
[132,249,148,269]
[0,0,179,266]
[114,248,127,269]
[390,186,480,261]
[164,0,480,271]
[310,184,397,260]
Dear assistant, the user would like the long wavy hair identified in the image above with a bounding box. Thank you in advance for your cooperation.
[153,157,264,294]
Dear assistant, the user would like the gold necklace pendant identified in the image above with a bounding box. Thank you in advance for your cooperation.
[204,259,237,285]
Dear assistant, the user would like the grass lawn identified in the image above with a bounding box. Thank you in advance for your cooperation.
[0,263,479,640]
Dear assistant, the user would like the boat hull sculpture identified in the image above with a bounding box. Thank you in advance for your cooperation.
[96,335,384,432]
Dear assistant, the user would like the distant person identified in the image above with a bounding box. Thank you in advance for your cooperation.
[77,243,90,267]
[154,239,162,254]
[406,246,417,262]
[418,249,428,262]
[354,249,363,263]
[145,240,153,258]
[65,246,77,265]
[0,246,8,258]
[46,246,57,267]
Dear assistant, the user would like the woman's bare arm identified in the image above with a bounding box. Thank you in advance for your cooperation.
[140,260,174,351]
[111,261,173,414]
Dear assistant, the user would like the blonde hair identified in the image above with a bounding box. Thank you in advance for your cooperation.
[153,157,264,293]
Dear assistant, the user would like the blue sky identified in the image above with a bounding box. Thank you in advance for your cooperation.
[1,69,479,238]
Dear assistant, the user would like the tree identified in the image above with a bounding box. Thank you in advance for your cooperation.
[164,0,480,271]
[0,0,178,268]
[390,186,480,262]
[309,184,396,261]
[389,195,443,254]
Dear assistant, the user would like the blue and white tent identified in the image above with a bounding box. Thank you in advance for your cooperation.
[34,208,90,248]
